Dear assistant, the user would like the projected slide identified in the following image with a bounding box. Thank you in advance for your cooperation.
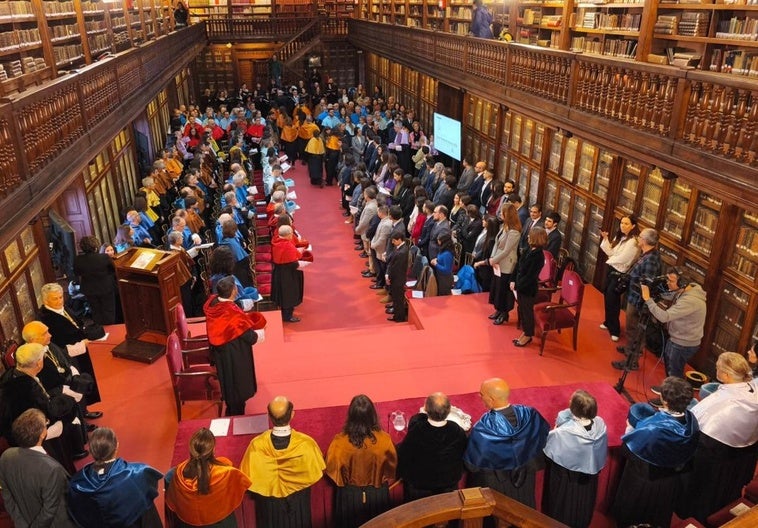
[433,112,461,161]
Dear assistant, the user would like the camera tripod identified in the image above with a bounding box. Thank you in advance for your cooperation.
[614,308,653,405]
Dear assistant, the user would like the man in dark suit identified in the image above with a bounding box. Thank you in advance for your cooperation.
[468,161,487,210]
[38,283,103,420]
[519,203,544,255]
[0,408,77,527]
[386,232,410,322]
[544,211,563,259]
[456,157,476,194]
[428,205,452,260]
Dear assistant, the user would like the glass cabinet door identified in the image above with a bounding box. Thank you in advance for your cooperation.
[557,185,572,219]
[561,137,578,182]
[576,142,597,191]
[730,211,758,283]
[585,204,604,281]
[640,167,664,225]
[618,161,641,214]
[593,150,614,200]
[689,192,722,258]
[710,280,750,356]
[529,168,540,208]
[501,111,511,149]
[544,178,558,212]
[521,118,534,158]
[664,180,692,241]
[532,124,545,163]
[569,195,587,263]
[510,114,522,151]
[548,131,562,173]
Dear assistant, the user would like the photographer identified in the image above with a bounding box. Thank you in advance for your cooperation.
[612,228,662,371]
[641,268,707,379]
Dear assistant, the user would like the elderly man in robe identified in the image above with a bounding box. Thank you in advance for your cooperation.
[239,396,325,527]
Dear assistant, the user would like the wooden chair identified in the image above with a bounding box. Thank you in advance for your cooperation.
[1,340,18,370]
[165,332,222,421]
[534,269,585,356]
[174,303,211,367]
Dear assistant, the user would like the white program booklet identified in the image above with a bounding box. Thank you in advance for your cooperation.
[209,418,231,437]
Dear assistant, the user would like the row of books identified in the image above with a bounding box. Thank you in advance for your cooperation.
[0,27,40,47]
[678,11,709,36]
[0,56,45,81]
[53,43,83,65]
[715,16,758,40]
[50,23,78,39]
[89,33,111,54]
[42,1,76,15]
[0,1,33,16]
[571,11,641,31]
[709,48,758,75]
[571,35,637,57]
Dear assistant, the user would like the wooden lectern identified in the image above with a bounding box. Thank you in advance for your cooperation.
[111,248,192,363]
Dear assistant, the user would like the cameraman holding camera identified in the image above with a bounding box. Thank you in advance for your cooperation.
[641,268,707,378]
[612,228,662,371]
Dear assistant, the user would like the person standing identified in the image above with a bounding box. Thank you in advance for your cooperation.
[612,228,662,371]
[470,0,494,38]
[397,392,467,501]
[542,390,608,528]
[464,378,549,508]
[0,409,77,528]
[325,394,397,528]
[386,232,409,323]
[599,215,640,342]
[305,128,326,186]
[488,203,521,326]
[512,227,547,347]
[203,276,267,415]
[430,233,455,296]
[166,428,252,528]
[68,428,163,528]
[73,235,117,325]
[272,225,305,323]
[239,396,325,527]
[642,268,707,379]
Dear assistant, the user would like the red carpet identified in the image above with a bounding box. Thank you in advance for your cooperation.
[83,161,672,526]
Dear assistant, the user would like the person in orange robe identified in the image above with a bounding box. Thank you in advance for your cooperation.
[165,427,252,528]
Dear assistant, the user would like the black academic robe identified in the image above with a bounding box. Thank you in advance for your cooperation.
[271,262,304,310]
[38,306,101,405]
[211,328,258,411]
[397,414,467,499]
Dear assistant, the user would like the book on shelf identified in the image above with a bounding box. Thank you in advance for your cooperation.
[677,12,709,37]
[712,48,758,75]
[654,15,678,35]
[715,17,758,40]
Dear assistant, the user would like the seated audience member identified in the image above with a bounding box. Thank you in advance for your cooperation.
[114,224,135,253]
[0,343,86,473]
[167,231,198,316]
[463,378,549,509]
[219,219,253,287]
[208,245,260,311]
[239,396,325,527]
[0,409,77,527]
[38,282,103,420]
[326,394,397,528]
[166,428,252,528]
[542,390,608,528]
[126,210,154,247]
[73,235,117,325]
[272,225,305,323]
[172,214,203,249]
[68,427,163,528]
[203,276,265,416]
[677,352,758,522]
[397,392,467,501]
[612,376,699,528]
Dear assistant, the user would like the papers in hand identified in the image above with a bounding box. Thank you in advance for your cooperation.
[278,154,288,163]
[378,186,391,195]
[298,260,312,269]
[281,162,292,173]
[411,290,424,298]
[493,264,501,277]
[284,178,295,187]
[349,205,359,215]
[209,418,231,437]
[286,191,297,200]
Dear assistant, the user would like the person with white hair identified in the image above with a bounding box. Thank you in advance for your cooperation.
[272,225,304,323]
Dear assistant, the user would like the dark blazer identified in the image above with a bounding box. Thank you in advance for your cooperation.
[478,181,492,212]
[546,229,563,259]
[73,252,116,297]
[428,219,452,260]
[387,242,410,285]
[38,306,101,405]
[0,447,77,528]
[514,247,546,297]
[519,217,545,254]
[468,175,485,208]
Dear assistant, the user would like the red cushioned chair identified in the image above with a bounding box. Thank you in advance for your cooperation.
[1,340,17,370]
[165,332,222,422]
[534,269,585,356]
[174,304,211,367]
[255,261,273,273]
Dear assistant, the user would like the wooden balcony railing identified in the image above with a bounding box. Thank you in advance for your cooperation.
[204,16,316,42]
[362,487,569,528]
[347,19,758,208]
[0,23,206,247]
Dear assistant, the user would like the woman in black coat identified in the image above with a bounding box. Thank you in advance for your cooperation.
[73,236,117,325]
[512,226,546,347]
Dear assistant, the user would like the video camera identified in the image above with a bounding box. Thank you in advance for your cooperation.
[640,275,669,298]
